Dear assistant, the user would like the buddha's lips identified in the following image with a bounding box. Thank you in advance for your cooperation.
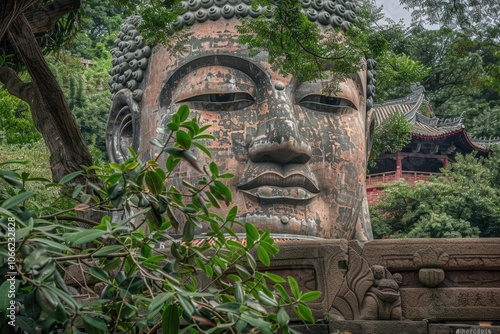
[237,172,319,203]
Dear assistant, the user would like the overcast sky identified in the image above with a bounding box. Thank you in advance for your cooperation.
[375,0,412,25]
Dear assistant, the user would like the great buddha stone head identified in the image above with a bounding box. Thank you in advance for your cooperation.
[106,0,376,240]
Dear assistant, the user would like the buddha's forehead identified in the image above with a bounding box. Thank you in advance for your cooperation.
[174,0,360,31]
[109,0,376,110]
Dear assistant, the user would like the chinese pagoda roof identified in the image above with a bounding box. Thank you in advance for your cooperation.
[372,85,500,154]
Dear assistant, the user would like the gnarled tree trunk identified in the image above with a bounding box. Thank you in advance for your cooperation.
[0,0,92,183]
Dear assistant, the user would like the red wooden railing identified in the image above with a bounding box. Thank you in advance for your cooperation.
[366,171,437,187]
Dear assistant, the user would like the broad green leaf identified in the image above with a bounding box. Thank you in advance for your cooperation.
[265,272,286,283]
[106,173,123,185]
[31,238,72,253]
[172,113,180,124]
[258,290,278,307]
[300,291,322,303]
[296,302,314,324]
[155,167,166,181]
[149,137,164,147]
[193,134,215,140]
[2,191,35,209]
[64,229,106,246]
[15,316,37,334]
[71,184,84,198]
[215,302,242,314]
[145,170,164,194]
[235,264,251,279]
[214,180,232,202]
[227,274,242,282]
[162,304,181,334]
[182,220,195,242]
[245,223,259,248]
[205,191,221,208]
[236,319,248,332]
[126,161,140,170]
[177,105,190,122]
[176,130,192,150]
[148,292,173,319]
[83,315,107,333]
[167,122,179,131]
[239,312,272,334]
[22,291,41,320]
[192,194,208,216]
[0,280,14,312]
[164,147,184,158]
[107,183,125,207]
[0,170,22,188]
[226,206,238,222]
[44,286,78,312]
[288,276,300,300]
[178,294,195,317]
[257,245,271,266]
[193,142,211,158]
[277,307,290,326]
[274,284,291,303]
[92,245,124,257]
[102,257,121,272]
[260,239,279,255]
[89,267,110,283]
[234,282,244,303]
[0,159,27,166]
[165,154,181,172]
[35,287,62,321]
[246,252,257,271]
[59,171,83,185]
[209,161,219,177]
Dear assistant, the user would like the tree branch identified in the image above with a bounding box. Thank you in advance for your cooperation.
[24,0,81,34]
[0,0,38,41]
[0,65,34,102]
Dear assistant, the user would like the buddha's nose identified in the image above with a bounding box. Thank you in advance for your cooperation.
[248,91,312,164]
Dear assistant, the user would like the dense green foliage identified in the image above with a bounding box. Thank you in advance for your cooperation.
[368,113,413,171]
[69,0,129,59]
[0,106,319,333]
[371,151,500,239]
[48,54,112,153]
[373,19,499,138]
[0,88,41,145]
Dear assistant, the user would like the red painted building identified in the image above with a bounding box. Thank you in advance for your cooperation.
[367,85,500,204]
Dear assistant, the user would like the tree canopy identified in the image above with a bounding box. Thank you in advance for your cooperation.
[371,151,500,238]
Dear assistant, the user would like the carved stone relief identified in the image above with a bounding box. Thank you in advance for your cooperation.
[330,247,402,320]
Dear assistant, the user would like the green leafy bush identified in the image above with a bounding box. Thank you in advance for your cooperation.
[0,105,320,333]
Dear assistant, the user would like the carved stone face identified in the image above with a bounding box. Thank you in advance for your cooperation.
[113,18,371,239]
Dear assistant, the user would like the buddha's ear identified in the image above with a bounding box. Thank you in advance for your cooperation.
[106,90,140,163]
[365,109,375,161]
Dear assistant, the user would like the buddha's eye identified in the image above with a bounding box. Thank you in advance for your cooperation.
[299,95,357,113]
[178,92,255,111]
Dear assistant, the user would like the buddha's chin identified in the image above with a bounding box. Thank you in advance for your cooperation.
[235,212,320,237]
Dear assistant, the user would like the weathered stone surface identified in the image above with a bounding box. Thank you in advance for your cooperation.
[268,239,348,319]
[361,239,500,271]
[279,324,329,334]
[329,320,428,334]
[331,246,402,321]
[401,288,500,321]
[64,264,92,286]
[359,239,500,321]
[419,268,445,287]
